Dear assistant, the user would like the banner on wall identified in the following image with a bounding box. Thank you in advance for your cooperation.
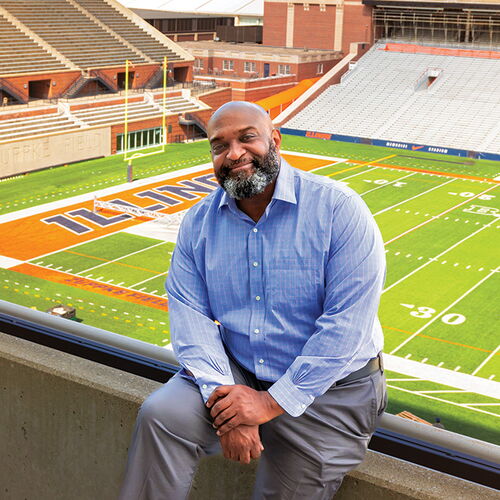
[279,127,500,162]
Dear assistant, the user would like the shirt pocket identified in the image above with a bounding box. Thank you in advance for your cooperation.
[266,257,321,306]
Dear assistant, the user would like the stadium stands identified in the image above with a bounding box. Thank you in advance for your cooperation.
[0,109,80,142]
[75,0,183,63]
[0,15,70,75]
[1,0,149,68]
[285,43,500,154]
[0,92,206,143]
[71,94,204,126]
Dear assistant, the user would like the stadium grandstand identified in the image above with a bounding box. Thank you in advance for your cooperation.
[282,42,500,158]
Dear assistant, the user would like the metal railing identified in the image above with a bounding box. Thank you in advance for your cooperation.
[1,298,499,473]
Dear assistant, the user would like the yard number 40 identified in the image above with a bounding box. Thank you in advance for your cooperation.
[400,304,466,325]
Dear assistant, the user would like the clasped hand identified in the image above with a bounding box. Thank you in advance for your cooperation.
[206,385,284,464]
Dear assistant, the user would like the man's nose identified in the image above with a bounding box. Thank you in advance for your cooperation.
[226,140,245,161]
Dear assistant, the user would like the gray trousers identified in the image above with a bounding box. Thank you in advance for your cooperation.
[119,358,387,500]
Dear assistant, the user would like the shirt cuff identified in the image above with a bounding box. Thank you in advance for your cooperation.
[195,373,235,403]
[267,372,315,417]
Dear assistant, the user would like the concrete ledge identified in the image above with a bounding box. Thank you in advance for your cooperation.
[1,332,497,500]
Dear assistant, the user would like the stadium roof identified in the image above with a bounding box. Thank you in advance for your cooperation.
[120,0,263,16]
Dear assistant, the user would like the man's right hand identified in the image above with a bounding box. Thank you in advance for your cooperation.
[219,424,263,464]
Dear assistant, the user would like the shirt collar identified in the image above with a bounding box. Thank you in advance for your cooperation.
[217,156,297,211]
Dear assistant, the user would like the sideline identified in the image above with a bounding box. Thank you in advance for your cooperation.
[385,353,500,399]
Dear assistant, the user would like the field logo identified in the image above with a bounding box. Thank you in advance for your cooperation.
[411,145,425,151]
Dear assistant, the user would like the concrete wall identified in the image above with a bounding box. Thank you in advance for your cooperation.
[1,332,497,500]
[0,127,111,177]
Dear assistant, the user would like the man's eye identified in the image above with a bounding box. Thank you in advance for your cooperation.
[211,143,226,154]
[241,134,255,141]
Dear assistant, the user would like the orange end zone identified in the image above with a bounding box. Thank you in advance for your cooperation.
[0,155,332,262]
[11,263,168,311]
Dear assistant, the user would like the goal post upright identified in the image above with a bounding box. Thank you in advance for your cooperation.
[123,56,168,182]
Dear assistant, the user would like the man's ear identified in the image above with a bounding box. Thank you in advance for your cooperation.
[272,128,282,151]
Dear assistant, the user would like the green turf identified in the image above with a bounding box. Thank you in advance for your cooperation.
[0,141,211,215]
[386,385,500,445]
[2,136,499,445]
[0,267,169,345]
[280,134,500,178]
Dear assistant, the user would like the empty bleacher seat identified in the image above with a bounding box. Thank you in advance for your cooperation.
[285,43,500,154]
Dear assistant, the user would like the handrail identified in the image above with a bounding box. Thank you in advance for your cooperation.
[1,298,499,467]
[0,77,28,103]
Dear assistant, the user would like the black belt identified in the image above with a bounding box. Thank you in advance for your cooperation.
[336,353,383,386]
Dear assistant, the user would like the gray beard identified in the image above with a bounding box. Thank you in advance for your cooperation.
[219,144,280,200]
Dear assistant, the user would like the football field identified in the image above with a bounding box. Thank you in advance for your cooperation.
[1,138,498,443]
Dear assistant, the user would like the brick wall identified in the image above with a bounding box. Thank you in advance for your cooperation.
[263,2,288,47]
[296,59,340,80]
[0,107,58,121]
[2,71,82,101]
[198,87,232,109]
[342,4,373,55]
[293,4,336,50]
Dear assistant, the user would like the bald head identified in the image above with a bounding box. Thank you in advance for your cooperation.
[207,101,273,138]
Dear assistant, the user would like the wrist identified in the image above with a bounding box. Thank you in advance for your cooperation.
[264,391,285,419]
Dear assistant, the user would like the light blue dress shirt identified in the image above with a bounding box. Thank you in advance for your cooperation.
[166,159,385,417]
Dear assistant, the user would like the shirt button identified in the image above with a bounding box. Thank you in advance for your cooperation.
[301,404,306,409]
[252,261,259,267]
[253,228,258,233]
[259,358,264,364]
[254,328,260,334]
[255,295,261,301]
[202,384,207,389]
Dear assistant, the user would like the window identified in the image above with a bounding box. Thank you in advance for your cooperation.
[320,4,326,12]
[304,3,309,11]
[223,60,234,71]
[117,126,164,153]
[244,61,256,73]
[194,58,204,70]
[317,63,324,74]
[278,64,291,75]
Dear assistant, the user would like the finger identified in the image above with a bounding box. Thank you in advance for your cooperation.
[213,407,237,428]
[210,396,233,419]
[239,449,251,465]
[216,416,239,436]
[206,385,231,408]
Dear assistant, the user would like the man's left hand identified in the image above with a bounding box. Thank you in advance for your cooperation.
[206,385,284,436]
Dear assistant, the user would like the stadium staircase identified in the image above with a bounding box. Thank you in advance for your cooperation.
[284,42,500,154]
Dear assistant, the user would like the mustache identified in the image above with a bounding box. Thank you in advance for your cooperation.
[221,157,259,174]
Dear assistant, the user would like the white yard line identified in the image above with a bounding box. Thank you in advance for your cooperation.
[417,390,474,394]
[76,240,166,274]
[130,271,168,289]
[390,267,498,356]
[335,166,379,180]
[385,354,500,399]
[383,219,496,293]
[462,403,500,407]
[374,178,456,216]
[25,262,167,299]
[387,384,499,418]
[384,183,498,245]
[361,172,416,196]
[472,345,500,376]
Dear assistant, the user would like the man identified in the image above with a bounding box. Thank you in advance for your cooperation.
[119,101,387,499]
